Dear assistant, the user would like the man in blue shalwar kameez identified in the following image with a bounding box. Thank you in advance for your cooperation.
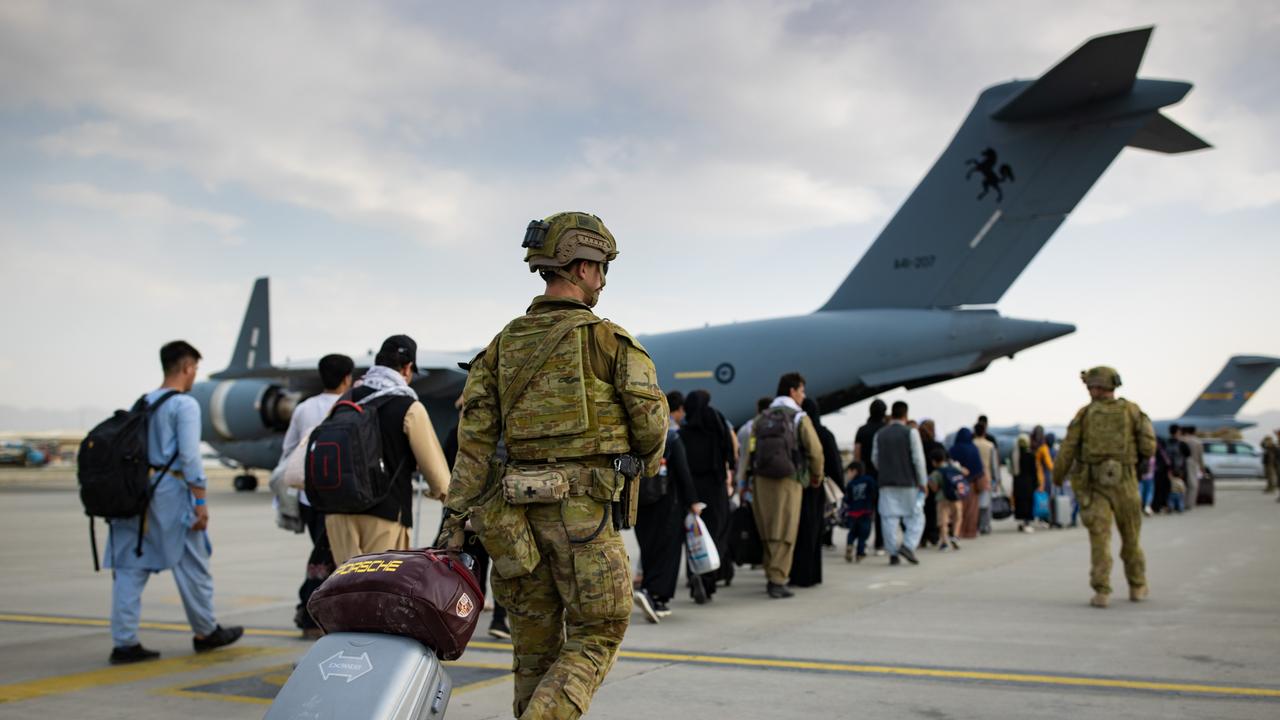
[105,340,243,664]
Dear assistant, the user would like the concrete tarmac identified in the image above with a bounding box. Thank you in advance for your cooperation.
[1,468,1278,719]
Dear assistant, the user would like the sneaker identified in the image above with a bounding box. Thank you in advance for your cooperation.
[1129,585,1149,603]
[193,624,244,653]
[633,589,660,624]
[109,644,160,665]
[874,549,886,557]
[938,543,948,552]
[766,582,794,599]
[949,539,960,550]
[1143,506,1153,517]
[855,553,865,563]
[898,545,919,565]
[653,601,673,618]
[889,555,901,566]
[844,546,854,563]
[488,616,512,639]
[1090,593,1109,608]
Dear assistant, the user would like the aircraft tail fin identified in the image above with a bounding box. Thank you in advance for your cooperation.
[221,277,272,376]
[819,27,1205,312]
[1182,355,1280,419]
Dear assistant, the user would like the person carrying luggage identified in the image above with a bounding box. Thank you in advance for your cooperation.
[841,461,876,562]
[440,212,668,719]
[316,335,451,565]
[96,341,243,664]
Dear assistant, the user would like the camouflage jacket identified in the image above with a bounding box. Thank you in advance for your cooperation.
[446,295,668,515]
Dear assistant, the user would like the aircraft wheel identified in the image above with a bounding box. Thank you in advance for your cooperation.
[233,474,259,492]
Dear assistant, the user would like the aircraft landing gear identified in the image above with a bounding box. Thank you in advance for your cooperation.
[233,474,259,492]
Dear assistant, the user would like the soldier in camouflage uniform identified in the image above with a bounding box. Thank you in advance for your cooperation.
[1053,366,1156,608]
[441,212,668,719]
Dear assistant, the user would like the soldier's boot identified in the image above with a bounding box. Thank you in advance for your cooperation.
[1129,585,1148,602]
[1090,593,1109,608]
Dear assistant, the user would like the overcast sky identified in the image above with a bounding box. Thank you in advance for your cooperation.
[1,1,1278,441]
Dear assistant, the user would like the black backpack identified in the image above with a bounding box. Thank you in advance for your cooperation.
[78,390,181,571]
[751,406,800,478]
[305,393,403,514]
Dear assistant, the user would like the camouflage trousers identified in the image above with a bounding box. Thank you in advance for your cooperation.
[1076,474,1145,595]
[490,495,631,719]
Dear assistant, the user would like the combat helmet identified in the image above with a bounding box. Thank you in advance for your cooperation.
[522,211,618,306]
[1080,366,1122,390]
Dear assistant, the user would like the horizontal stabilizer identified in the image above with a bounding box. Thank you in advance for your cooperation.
[1127,112,1211,153]
[992,27,1152,121]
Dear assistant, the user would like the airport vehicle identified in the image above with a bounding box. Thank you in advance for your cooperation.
[0,441,45,467]
[188,27,1207,489]
[1202,440,1265,480]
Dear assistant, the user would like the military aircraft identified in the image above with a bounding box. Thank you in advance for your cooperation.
[1150,355,1280,438]
[188,27,1208,490]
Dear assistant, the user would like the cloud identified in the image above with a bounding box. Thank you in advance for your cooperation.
[38,182,243,236]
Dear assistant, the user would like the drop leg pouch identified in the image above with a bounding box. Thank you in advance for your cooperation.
[471,493,541,579]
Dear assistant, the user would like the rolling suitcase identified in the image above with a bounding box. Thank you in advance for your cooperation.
[265,632,452,719]
[1196,474,1214,506]
[1050,494,1073,528]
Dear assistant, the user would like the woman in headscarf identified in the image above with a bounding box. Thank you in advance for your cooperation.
[789,398,840,587]
[949,427,985,539]
[1012,433,1037,532]
[678,389,734,602]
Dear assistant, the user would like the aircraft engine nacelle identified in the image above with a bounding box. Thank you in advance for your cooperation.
[189,380,298,443]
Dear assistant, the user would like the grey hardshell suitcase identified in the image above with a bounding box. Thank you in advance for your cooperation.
[1050,494,1074,528]
[265,632,452,719]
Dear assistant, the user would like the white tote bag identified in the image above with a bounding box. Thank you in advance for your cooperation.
[685,512,721,576]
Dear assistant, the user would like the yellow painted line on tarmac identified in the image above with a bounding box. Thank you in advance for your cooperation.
[0,646,290,704]
[6,613,1279,700]
[612,649,1280,699]
[0,612,297,637]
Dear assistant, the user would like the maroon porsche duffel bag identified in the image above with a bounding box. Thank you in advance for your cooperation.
[307,548,483,660]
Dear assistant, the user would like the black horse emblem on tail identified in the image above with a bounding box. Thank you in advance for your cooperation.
[965,147,1015,202]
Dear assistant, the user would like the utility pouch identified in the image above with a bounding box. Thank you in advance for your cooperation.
[470,492,540,579]
[586,467,623,504]
[1095,459,1123,488]
[502,469,570,505]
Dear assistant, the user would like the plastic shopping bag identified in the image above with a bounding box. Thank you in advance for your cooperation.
[1032,490,1050,521]
[685,512,721,576]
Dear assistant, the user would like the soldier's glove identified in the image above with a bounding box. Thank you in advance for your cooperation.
[438,510,467,551]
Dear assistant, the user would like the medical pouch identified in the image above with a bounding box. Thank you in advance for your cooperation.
[501,469,570,505]
[1095,458,1124,488]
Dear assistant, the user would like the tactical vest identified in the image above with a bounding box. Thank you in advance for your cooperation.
[497,308,630,462]
[1081,399,1136,466]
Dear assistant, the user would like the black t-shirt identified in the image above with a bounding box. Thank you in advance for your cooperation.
[855,419,886,477]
